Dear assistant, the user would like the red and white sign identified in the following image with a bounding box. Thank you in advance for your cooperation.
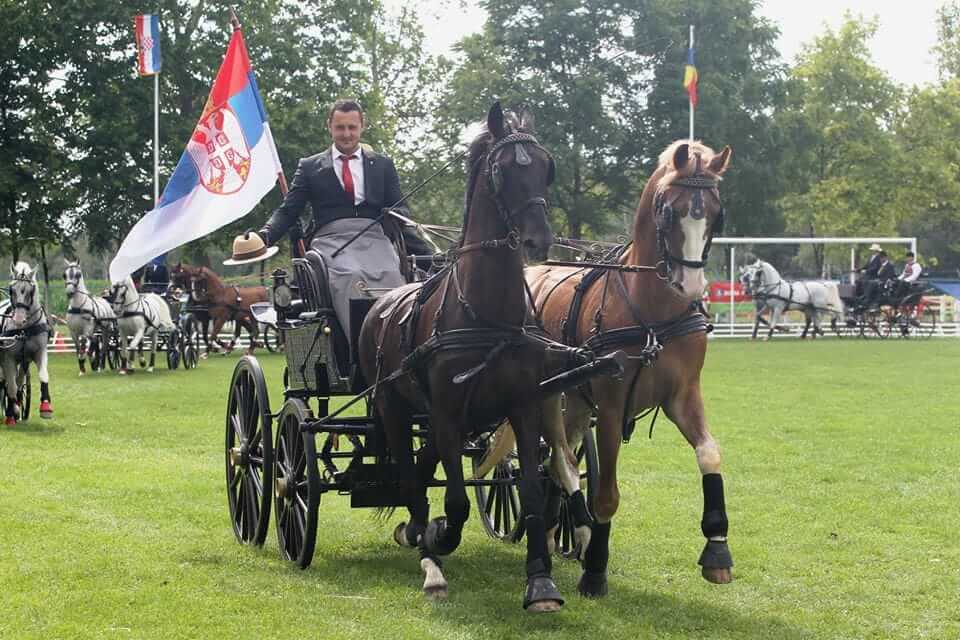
[708,281,750,303]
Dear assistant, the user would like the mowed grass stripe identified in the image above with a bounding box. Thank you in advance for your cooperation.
[1,341,957,639]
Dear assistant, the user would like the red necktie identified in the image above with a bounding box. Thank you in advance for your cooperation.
[340,155,356,203]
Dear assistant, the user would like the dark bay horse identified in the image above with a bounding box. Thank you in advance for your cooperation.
[170,265,267,354]
[357,103,567,611]
[525,141,734,596]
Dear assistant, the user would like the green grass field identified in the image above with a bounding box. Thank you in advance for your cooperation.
[1,341,958,639]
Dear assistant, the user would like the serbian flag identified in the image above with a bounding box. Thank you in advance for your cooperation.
[134,15,162,76]
[683,46,698,106]
[110,28,283,282]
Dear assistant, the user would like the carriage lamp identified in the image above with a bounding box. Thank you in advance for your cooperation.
[271,269,292,311]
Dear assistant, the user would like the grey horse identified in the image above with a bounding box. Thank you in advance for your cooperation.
[64,261,116,375]
[1,262,52,424]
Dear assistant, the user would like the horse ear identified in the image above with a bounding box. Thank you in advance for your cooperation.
[9,263,15,276]
[519,107,536,134]
[672,143,690,171]
[487,101,506,139]
[709,145,732,174]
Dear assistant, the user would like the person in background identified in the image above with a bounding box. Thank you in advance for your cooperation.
[856,243,884,300]
[893,251,923,298]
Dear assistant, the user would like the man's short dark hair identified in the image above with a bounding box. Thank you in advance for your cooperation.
[879,250,888,257]
[327,99,364,124]
[906,251,915,258]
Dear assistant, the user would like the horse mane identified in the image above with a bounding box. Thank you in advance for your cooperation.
[200,265,224,287]
[655,140,725,191]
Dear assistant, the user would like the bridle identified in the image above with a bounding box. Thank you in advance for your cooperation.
[457,131,555,256]
[8,272,38,315]
[653,167,725,278]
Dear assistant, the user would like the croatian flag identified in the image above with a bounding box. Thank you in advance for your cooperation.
[134,15,162,76]
[110,28,283,282]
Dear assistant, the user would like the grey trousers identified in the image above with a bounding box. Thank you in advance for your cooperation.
[309,218,406,338]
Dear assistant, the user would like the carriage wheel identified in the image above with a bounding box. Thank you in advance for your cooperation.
[180,314,201,369]
[166,329,181,370]
[261,323,283,353]
[225,356,273,546]
[470,431,522,542]
[88,335,102,372]
[273,398,320,569]
[554,428,598,559]
[16,367,31,421]
[107,337,121,370]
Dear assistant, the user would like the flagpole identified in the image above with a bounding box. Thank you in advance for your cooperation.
[689,24,695,141]
[154,70,159,204]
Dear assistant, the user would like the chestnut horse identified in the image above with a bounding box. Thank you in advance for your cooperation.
[171,265,267,353]
[526,141,734,597]
[358,103,568,611]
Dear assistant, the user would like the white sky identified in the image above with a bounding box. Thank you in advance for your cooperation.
[393,0,946,87]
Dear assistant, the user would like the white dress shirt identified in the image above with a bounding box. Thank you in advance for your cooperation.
[331,145,365,205]
[899,262,922,283]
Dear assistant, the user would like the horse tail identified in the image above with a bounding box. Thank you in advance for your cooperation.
[473,421,516,479]
[151,295,176,330]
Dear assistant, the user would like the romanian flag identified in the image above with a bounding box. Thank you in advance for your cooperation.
[134,14,162,76]
[683,46,698,106]
[110,27,283,282]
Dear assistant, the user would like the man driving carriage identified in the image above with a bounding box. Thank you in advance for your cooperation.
[861,249,896,307]
[235,98,430,340]
[140,254,170,295]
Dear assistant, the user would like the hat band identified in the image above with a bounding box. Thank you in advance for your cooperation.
[233,246,267,261]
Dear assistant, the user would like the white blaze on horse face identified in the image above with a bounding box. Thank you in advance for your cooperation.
[678,214,708,296]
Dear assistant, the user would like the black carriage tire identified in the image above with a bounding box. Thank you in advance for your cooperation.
[470,431,522,542]
[262,323,283,353]
[88,336,102,372]
[17,368,31,421]
[554,427,598,560]
[166,329,181,370]
[225,356,273,546]
[181,314,201,369]
[273,398,320,568]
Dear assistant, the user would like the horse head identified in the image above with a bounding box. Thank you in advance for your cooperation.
[109,275,137,316]
[465,101,555,262]
[64,260,83,296]
[651,141,731,297]
[9,262,40,326]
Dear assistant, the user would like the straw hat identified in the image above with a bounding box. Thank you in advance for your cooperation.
[868,243,882,252]
[223,231,279,266]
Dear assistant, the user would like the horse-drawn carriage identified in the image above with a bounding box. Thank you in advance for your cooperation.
[226,221,615,568]
[836,278,938,338]
[224,104,649,610]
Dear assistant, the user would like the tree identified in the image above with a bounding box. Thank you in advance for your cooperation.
[432,0,652,239]
[934,1,960,81]
[0,1,73,262]
[775,15,903,272]
[637,0,788,240]
[893,81,960,270]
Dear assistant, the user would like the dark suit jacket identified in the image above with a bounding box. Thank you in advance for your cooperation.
[877,261,896,281]
[863,253,882,278]
[260,145,409,245]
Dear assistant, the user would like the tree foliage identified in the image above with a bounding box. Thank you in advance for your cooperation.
[775,15,903,271]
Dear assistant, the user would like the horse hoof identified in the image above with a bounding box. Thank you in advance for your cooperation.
[147,367,154,373]
[4,416,15,426]
[200,353,209,360]
[421,557,447,600]
[78,371,84,377]
[39,401,52,419]
[424,584,448,601]
[527,600,562,613]
[577,570,608,598]
[524,576,564,611]
[702,566,733,584]
[393,522,413,547]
